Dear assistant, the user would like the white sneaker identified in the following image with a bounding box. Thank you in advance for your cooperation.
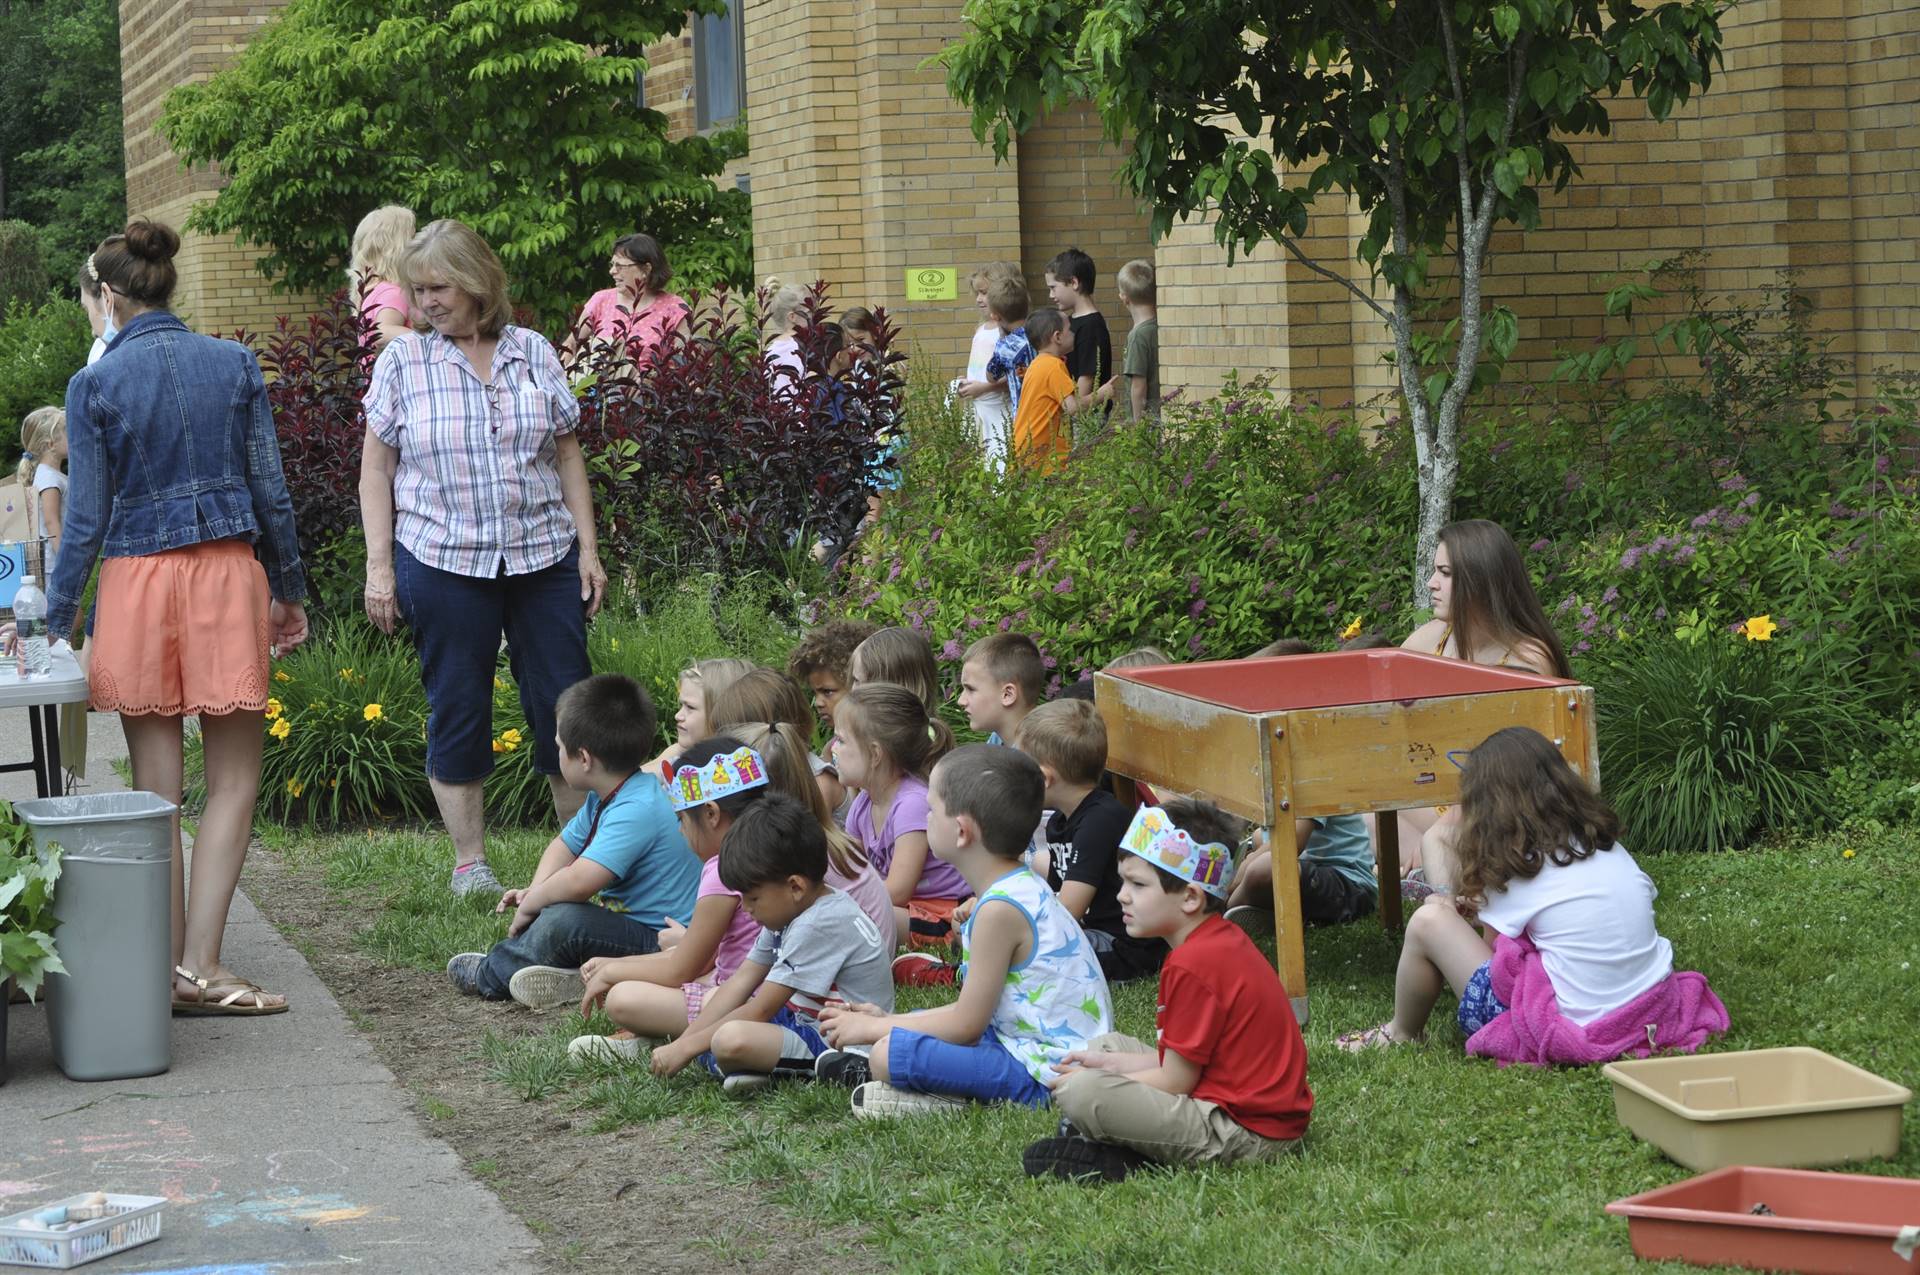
[567,1031,655,1063]
[850,1082,970,1119]
[507,964,580,1011]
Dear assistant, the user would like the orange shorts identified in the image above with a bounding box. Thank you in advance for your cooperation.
[89,539,271,717]
[906,896,968,952]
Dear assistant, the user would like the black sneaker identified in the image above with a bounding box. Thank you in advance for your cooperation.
[1021,1135,1151,1184]
[813,1048,872,1089]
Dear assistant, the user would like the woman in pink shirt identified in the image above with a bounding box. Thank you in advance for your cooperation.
[349,205,416,351]
[568,233,689,363]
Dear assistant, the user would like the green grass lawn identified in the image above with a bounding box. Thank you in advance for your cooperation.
[264,821,1920,1273]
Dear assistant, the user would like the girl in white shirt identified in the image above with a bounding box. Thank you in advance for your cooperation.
[1337,726,1673,1049]
[16,406,67,567]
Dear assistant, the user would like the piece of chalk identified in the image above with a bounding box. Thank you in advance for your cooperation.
[32,1206,67,1225]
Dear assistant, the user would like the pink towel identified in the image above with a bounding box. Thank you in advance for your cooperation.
[1465,933,1729,1067]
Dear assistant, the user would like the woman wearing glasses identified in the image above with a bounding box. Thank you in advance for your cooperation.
[359,218,609,898]
[566,232,689,362]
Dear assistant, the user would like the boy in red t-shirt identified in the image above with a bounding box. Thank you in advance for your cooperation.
[1024,797,1312,1183]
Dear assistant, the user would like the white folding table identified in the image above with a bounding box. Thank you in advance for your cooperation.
[0,647,89,797]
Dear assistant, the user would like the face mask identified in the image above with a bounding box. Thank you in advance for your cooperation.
[99,288,119,343]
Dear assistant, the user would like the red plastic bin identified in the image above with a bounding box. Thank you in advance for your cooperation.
[1607,1165,1920,1274]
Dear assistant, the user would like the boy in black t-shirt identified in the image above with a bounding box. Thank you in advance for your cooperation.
[1046,248,1113,431]
[1014,699,1166,982]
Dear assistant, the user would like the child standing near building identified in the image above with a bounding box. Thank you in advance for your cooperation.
[448,675,700,1008]
[1101,259,1158,420]
[647,793,895,1092]
[816,745,1113,1116]
[1046,248,1112,424]
[977,276,1034,416]
[956,632,1046,746]
[16,407,67,568]
[1010,307,1074,473]
[952,263,1019,467]
[1018,700,1166,982]
[1025,798,1312,1183]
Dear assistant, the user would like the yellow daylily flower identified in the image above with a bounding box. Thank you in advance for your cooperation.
[1340,615,1364,641]
[339,667,356,681]
[492,739,505,754]
[1740,614,1777,642]
[363,703,383,721]
[265,698,283,720]
[274,669,292,683]
[493,676,506,691]
[1843,848,1856,859]
[286,777,305,798]
[501,728,522,745]
[269,717,292,740]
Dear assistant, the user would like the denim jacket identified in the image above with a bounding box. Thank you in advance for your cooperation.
[47,310,306,636]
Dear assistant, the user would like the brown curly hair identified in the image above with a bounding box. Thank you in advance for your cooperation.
[787,619,879,686]
[1451,727,1620,909]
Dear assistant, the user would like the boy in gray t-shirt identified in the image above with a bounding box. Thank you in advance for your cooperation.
[646,794,894,1093]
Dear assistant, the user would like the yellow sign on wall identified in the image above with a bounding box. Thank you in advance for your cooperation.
[904,267,957,301]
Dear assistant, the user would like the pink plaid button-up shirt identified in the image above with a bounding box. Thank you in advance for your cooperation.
[365,325,581,579]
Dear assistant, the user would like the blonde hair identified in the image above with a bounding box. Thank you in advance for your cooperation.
[1014,698,1108,787]
[763,282,806,337]
[969,261,1022,292]
[683,658,758,722]
[347,205,417,294]
[1105,646,1172,671]
[731,721,869,877]
[710,668,813,738]
[1117,258,1156,305]
[401,219,513,338]
[849,626,941,713]
[985,275,1030,324]
[16,407,64,488]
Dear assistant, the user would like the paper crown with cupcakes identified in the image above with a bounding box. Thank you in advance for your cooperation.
[668,746,769,812]
[1119,805,1235,898]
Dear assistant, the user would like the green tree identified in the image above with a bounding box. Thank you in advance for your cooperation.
[160,0,751,328]
[941,0,1724,598]
[0,0,128,283]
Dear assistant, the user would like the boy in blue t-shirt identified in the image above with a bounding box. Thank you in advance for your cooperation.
[448,674,701,1009]
[1225,814,1379,929]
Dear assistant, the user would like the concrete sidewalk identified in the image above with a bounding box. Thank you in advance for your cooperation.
[1,708,539,1272]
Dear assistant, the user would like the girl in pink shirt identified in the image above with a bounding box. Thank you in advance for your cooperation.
[348,205,416,351]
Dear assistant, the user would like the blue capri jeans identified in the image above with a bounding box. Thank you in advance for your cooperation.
[394,539,591,783]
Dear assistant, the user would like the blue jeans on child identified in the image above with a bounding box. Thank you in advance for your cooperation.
[1457,959,1510,1036]
[477,901,660,1000]
[886,1026,1051,1108]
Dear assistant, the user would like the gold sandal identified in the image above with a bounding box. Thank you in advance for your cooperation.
[172,965,289,1016]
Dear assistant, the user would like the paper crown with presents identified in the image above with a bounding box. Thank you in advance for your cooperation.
[668,746,770,812]
[1119,805,1235,899]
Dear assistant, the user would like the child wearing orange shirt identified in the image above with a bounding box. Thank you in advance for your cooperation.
[1011,307,1075,472]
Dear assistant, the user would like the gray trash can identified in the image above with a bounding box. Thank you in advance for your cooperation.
[13,792,177,1081]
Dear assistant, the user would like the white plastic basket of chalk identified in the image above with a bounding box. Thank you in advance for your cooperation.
[0,1193,165,1269]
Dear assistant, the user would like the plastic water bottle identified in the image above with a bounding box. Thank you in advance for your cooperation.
[13,575,51,678]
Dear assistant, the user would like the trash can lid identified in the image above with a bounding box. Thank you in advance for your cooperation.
[12,792,180,826]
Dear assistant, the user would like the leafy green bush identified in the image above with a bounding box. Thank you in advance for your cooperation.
[1581,627,1880,853]
[839,373,1417,686]
[0,294,89,441]
[1831,709,1920,831]
[0,223,51,315]
[1,804,65,1000]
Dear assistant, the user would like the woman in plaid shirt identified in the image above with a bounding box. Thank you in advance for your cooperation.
[359,219,609,897]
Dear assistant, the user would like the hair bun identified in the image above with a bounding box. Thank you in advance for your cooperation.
[121,219,182,264]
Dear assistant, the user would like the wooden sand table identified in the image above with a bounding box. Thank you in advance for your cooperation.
[1095,650,1598,1022]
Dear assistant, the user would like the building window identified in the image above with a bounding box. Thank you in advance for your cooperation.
[693,0,745,131]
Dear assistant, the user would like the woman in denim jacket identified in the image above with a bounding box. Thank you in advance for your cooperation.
[48,219,310,1016]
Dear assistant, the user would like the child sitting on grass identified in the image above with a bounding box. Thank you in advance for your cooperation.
[1025,798,1312,1183]
[815,745,1114,1118]
[711,665,845,814]
[788,618,879,811]
[848,625,942,714]
[448,675,700,1008]
[647,793,895,1093]
[567,737,768,1061]
[834,683,968,947]
[956,631,1045,746]
[1336,728,1727,1064]
[646,657,756,779]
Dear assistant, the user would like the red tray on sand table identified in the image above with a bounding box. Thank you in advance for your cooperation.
[1095,649,1597,1022]
[1607,1166,1920,1275]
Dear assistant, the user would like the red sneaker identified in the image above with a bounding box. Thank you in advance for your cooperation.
[891,951,956,987]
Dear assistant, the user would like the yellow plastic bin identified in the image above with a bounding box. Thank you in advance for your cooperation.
[1603,1047,1911,1171]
